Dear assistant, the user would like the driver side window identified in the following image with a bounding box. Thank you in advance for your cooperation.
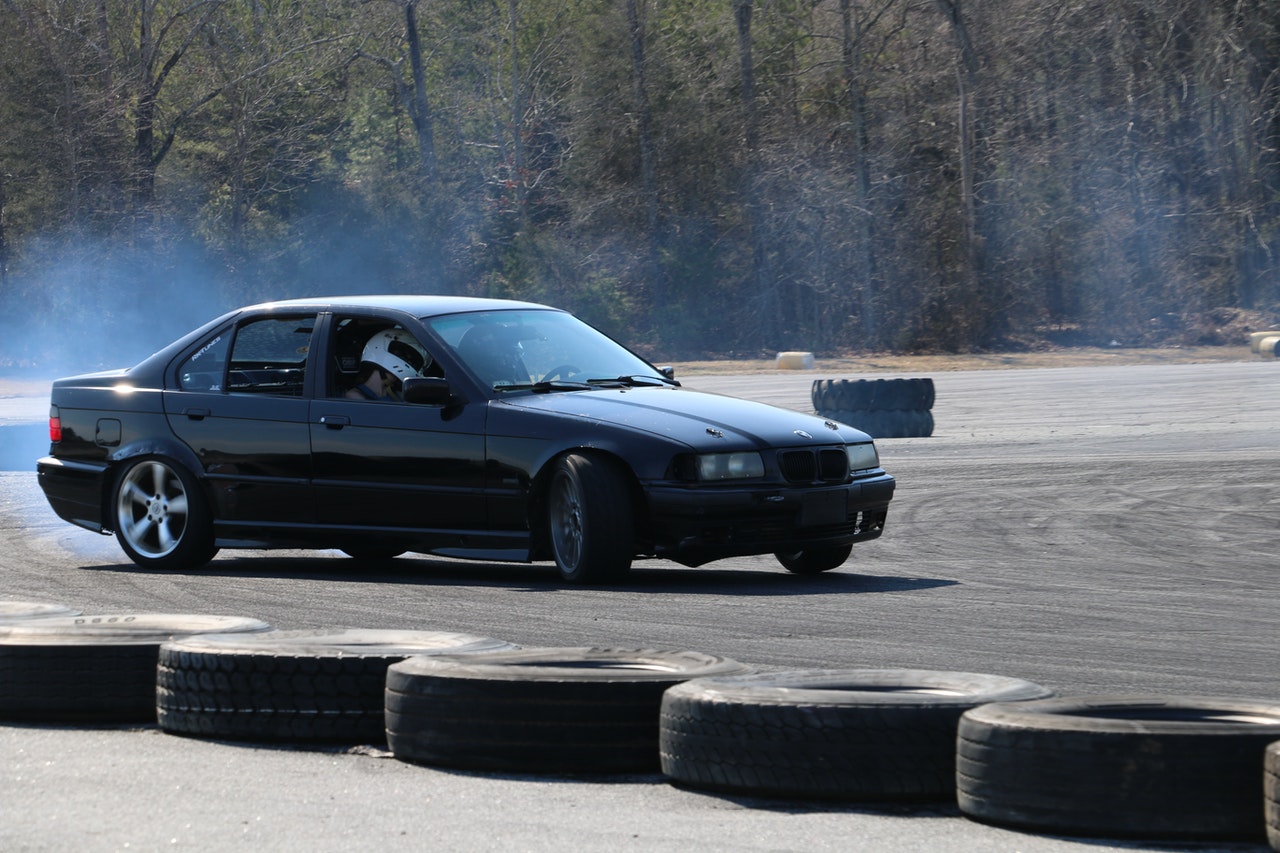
[328,316,440,400]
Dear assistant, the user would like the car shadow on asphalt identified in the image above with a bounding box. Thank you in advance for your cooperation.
[77,556,956,597]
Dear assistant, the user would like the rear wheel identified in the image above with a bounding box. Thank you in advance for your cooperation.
[775,543,853,574]
[113,457,217,570]
[547,453,634,583]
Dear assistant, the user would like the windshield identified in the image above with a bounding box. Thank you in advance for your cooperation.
[426,309,666,391]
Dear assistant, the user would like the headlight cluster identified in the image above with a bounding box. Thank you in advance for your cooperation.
[846,442,879,471]
[695,451,765,480]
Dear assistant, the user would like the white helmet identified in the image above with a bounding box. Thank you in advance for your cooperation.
[361,329,430,381]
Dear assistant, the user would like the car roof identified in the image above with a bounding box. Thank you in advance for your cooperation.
[246,295,556,318]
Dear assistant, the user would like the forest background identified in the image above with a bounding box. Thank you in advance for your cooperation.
[1,0,1278,373]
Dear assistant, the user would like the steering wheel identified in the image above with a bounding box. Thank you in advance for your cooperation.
[539,364,583,383]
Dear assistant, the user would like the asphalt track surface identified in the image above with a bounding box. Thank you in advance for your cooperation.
[0,360,1277,851]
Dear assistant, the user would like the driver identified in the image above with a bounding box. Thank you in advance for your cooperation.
[345,329,431,401]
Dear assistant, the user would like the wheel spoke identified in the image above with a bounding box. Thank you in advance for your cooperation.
[148,461,167,497]
[126,515,157,549]
[156,518,177,552]
[121,479,149,509]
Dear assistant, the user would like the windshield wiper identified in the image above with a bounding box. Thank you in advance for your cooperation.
[493,380,594,393]
[586,374,679,388]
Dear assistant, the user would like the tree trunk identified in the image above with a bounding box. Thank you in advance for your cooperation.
[626,0,663,307]
[404,0,438,185]
[840,0,881,348]
[733,0,775,341]
[133,1,159,212]
[935,0,989,345]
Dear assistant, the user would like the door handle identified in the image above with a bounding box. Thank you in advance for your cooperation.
[182,407,210,421]
[319,415,350,429]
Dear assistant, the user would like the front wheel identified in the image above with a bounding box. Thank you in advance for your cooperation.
[113,457,217,570]
[775,543,853,574]
[547,453,634,583]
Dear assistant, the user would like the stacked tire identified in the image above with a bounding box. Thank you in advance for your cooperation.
[812,377,934,438]
[1267,741,1280,851]
[385,647,751,773]
[957,696,1280,842]
[157,629,516,743]
[0,613,273,722]
[660,669,1051,801]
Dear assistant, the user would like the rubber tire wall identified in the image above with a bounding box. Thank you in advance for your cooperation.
[1267,741,1280,852]
[0,614,272,722]
[385,647,751,773]
[812,378,934,438]
[957,696,1280,841]
[157,629,516,743]
[659,669,1052,801]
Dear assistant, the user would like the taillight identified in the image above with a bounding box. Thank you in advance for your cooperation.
[49,406,62,443]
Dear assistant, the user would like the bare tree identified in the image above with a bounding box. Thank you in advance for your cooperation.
[357,0,439,187]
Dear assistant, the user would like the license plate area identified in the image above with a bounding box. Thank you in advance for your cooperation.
[800,490,847,526]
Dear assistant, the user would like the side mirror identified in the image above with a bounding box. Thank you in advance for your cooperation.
[403,376,452,406]
[659,365,676,380]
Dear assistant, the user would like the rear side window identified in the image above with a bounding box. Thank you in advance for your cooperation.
[227,316,315,396]
[178,316,315,396]
[178,331,232,391]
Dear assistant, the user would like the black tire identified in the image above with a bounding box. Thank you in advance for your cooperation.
[0,601,80,621]
[912,408,935,437]
[113,456,218,570]
[158,629,515,743]
[774,543,853,574]
[1266,741,1280,852]
[660,669,1052,801]
[813,378,935,414]
[385,647,751,773]
[957,696,1280,840]
[546,453,635,583]
[0,614,271,722]
[825,409,932,439]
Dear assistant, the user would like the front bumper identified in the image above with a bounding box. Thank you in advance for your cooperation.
[644,472,895,566]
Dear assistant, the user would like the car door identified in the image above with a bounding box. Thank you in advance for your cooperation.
[164,313,317,524]
[309,314,488,531]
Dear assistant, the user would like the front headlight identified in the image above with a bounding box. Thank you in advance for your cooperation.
[696,451,765,480]
[846,442,879,471]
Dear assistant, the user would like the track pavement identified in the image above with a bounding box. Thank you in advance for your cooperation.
[1,360,1277,851]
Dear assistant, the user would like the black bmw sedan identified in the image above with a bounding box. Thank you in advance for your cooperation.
[37,296,894,582]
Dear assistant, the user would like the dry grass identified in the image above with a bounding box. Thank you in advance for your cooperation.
[669,344,1258,375]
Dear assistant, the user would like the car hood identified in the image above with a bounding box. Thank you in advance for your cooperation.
[499,386,870,449]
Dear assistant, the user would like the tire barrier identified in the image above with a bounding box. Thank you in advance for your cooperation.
[776,351,815,370]
[0,614,272,722]
[659,669,1052,801]
[385,647,752,773]
[6,596,1280,847]
[157,629,517,743]
[1250,331,1280,353]
[812,377,935,438]
[1260,335,1280,359]
[1267,741,1280,852]
[957,696,1280,841]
